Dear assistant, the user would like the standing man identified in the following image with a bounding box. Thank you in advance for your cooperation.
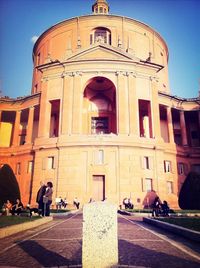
[43,181,53,216]
[36,181,46,216]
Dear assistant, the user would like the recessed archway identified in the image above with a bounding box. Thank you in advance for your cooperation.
[83,76,116,134]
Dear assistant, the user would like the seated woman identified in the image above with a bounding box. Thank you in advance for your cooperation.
[161,200,170,216]
[11,199,24,215]
[2,200,13,215]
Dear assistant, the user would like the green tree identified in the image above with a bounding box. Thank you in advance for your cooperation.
[0,164,21,208]
[178,171,200,209]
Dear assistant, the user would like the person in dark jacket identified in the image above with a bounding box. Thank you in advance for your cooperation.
[36,181,46,216]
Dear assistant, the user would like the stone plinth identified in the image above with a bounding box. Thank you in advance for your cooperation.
[82,201,118,268]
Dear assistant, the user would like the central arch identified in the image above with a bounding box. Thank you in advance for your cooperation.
[83,76,116,134]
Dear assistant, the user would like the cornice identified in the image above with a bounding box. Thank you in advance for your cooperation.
[158,91,200,104]
[0,92,41,104]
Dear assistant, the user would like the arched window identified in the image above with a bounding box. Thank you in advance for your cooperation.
[90,27,111,45]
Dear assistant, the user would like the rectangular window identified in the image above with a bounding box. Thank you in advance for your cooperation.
[178,163,185,175]
[16,163,21,175]
[99,7,103,13]
[95,150,104,165]
[27,161,33,173]
[164,160,171,173]
[47,157,54,169]
[167,181,173,194]
[145,178,153,192]
[144,156,150,169]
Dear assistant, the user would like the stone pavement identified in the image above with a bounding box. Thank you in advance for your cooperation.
[0,212,200,267]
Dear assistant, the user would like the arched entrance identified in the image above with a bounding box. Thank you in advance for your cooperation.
[83,76,116,134]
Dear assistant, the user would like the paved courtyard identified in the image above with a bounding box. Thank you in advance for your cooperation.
[0,212,200,267]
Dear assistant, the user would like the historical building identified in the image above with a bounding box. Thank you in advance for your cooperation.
[0,0,200,208]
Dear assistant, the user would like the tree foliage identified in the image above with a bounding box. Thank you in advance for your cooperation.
[178,171,200,210]
[0,164,21,208]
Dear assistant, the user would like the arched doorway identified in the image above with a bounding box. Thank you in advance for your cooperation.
[83,76,116,134]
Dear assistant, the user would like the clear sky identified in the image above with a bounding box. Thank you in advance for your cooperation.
[0,0,199,98]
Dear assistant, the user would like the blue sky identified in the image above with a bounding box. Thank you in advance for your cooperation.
[0,0,199,98]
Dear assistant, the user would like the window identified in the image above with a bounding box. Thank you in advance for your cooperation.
[47,157,55,169]
[16,163,21,175]
[145,178,153,192]
[164,160,171,173]
[94,150,104,165]
[27,161,33,173]
[167,181,173,194]
[178,163,185,175]
[99,7,103,13]
[144,156,150,169]
[90,27,111,45]
[141,156,152,169]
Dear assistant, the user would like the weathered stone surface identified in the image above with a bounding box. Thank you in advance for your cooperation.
[82,201,118,268]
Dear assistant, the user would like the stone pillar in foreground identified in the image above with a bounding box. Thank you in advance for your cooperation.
[82,201,118,268]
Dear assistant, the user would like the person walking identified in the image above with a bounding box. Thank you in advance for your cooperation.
[36,181,46,216]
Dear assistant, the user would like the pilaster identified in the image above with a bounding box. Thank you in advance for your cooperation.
[61,74,73,135]
[116,72,128,134]
[38,79,51,138]
[151,77,161,140]
[128,73,138,136]
[72,72,82,134]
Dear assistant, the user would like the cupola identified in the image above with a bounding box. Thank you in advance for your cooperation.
[92,0,110,14]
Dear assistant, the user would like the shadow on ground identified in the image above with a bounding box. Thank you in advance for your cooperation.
[119,239,200,268]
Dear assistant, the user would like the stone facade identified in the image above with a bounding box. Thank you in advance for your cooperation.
[0,0,200,208]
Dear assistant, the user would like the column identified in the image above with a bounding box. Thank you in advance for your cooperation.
[12,110,21,146]
[61,74,73,135]
[72,72,82,134]
[128,74,139,136]
[38,79,51,138]
[167,107,174,144]
[180,110,188,146]
[151,78,161,140]
[26,106,35,144]
[116,72,128,134]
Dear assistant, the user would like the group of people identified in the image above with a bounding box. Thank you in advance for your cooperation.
[2,198,24,216]
[152,196,170,217]
[123,197,134,209]
[36,181,53,216]
[55,197,68,209]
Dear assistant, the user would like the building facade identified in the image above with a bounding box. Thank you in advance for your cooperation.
[0,0,200,208]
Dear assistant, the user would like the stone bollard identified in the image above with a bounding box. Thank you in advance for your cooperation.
[82,201,118,268]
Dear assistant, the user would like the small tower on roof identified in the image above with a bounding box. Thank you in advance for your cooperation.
[92,0,110,14]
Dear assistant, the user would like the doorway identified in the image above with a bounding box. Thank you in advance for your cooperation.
[92,175,105,201]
